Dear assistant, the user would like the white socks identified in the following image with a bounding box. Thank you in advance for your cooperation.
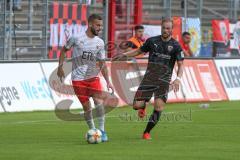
[83,104,105,131]
[95,103,105,131]
[84,110,95,129]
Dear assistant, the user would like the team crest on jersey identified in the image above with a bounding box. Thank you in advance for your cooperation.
[168,46,173,52]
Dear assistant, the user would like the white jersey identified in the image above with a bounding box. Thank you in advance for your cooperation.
[64,32,106,80]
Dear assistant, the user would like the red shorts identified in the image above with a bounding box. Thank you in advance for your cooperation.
[72,77,102,104]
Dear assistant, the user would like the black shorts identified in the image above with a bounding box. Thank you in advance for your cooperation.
[133,74,170,103]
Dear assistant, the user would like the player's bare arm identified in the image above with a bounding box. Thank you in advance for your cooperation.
[112,48,143,60]
[57,46,68,82]
[172,60,184,92]
[99,61,114,94]
[188,46,193,57]
[183,44,193,57]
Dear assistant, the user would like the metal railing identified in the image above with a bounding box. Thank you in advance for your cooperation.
[0,0,49,60]
[0,0,104,60]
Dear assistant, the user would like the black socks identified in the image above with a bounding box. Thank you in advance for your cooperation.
[144,110,162,133]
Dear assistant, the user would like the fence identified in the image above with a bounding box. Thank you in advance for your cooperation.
[0,0,104,60]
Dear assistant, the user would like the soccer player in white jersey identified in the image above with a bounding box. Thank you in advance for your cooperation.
[57,14,115,142]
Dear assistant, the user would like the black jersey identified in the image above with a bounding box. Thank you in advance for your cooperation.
[140,35,184,82]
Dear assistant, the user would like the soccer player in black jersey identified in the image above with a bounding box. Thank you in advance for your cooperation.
[113,19,184,140]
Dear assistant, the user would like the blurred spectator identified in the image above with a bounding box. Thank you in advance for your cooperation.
[180,32,193,57]
[119,25,145,52]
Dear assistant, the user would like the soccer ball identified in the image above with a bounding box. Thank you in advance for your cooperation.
[85,129,102,144]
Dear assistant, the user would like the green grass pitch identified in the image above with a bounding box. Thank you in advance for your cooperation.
[0,101,240,160]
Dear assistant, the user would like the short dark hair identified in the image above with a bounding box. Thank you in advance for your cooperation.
[182,32,191,37]
[88,14,102,23]
[134,25,144,31]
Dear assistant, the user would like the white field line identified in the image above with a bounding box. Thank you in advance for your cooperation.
[0,107,239,125]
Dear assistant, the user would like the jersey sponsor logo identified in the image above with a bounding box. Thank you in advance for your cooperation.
[154,52,171,59]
